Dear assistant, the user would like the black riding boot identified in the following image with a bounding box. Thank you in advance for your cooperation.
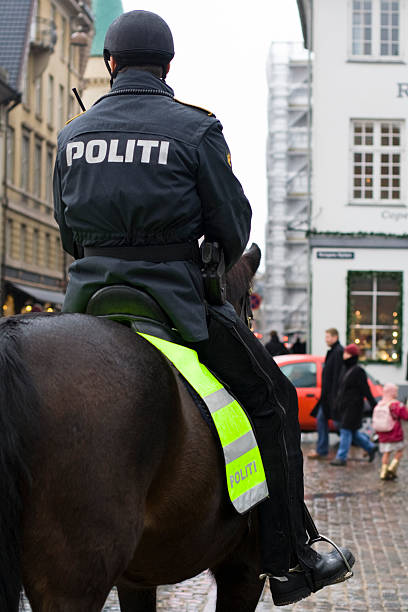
[190,308,354,600]
[253,417,293,575]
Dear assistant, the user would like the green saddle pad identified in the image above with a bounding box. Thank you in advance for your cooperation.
[138,332,269,515]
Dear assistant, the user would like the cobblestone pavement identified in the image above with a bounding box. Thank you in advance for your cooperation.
[23,432,408,611]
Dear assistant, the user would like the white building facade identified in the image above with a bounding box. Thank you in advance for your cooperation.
[264,42,310,341]
[299,0,408,385]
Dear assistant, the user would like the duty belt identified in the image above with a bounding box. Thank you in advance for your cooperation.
[83,242,200,263]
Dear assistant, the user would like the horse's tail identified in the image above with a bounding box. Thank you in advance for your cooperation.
[0,319,40,610]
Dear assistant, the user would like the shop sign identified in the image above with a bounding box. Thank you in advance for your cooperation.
[316,251,355,259]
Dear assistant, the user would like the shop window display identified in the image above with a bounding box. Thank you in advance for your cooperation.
[348,271,402,362]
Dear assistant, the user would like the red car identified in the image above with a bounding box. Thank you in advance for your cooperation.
[273,354,383,432]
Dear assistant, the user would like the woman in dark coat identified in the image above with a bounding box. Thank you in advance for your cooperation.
[330,343,378,466]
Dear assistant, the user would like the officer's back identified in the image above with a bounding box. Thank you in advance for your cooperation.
[57,68,219,249]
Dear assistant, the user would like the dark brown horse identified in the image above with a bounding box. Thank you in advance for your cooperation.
[0,245,265,612]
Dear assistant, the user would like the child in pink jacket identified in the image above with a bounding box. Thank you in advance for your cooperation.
[376,383,408,480]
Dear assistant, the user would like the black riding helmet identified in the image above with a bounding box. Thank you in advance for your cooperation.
[103,10,174,82]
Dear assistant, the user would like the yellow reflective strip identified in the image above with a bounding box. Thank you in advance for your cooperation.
[139,333,223,396]
[210,401,252,447]
[226,446,266,502]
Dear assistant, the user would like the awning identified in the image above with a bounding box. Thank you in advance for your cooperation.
[12,282,65,305]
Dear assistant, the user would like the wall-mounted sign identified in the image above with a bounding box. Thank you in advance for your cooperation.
[316,251,355,259]
[250,292,262,310]
[397,83,408,97]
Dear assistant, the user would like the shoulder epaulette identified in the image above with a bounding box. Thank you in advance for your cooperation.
[65,111,86,126]
[174,98,215,117]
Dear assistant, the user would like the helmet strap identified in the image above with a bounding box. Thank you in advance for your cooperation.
[110,65,120,87]
[105,57,169,86]
[104,57,115,87]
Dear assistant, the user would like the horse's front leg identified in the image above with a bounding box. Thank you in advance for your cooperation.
[117,584,156,612]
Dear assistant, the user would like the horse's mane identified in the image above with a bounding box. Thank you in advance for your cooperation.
[226,244,261,314]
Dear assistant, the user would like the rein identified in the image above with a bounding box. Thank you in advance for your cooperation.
[239,289,254,329]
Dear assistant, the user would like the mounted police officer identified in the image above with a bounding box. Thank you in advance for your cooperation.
[53,10,354,605]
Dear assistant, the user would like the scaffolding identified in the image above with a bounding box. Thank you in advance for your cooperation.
[264,41,311,339]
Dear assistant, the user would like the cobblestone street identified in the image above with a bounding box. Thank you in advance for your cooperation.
[23,432,408,611]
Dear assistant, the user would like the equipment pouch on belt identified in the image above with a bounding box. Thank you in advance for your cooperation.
[200,241,226,305]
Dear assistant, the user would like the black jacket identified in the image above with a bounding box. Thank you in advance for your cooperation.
[53,69,252,342]
[265,337,289,357]
[332,356,377,430]
[311,340,343,418]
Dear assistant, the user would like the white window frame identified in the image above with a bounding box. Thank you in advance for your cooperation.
[350,118,404,205]
[348,0,403,61]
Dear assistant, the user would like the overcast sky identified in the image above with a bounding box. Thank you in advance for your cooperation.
[122,1,303,264]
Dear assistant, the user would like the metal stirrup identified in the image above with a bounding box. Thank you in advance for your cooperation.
[307,533,354,579]
[304,503,353,578]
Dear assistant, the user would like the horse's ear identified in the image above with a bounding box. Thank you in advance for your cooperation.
[244,243,261,276]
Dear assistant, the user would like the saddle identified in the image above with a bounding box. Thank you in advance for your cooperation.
[86,285,268,515]
[86,284,181,343]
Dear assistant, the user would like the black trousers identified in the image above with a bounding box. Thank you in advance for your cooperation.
[190,307,309,574]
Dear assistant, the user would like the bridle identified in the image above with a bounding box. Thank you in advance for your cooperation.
[238,287,254,330]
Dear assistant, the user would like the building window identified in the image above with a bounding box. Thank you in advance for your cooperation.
[34,75,42,117]
[68,94,74,120]
[55,235,61,269]
[6,218,13,257]
[47,74,54,126]
[46,144,54,204]
[34,137,42,198]
[21,130,30,192]
[380,0,399,56]
[348,271,402,363]
[32,228,39,264]
[20,224,27,261]
[351,0,400,59]
[352,0,372,55]
[351,119,403,203]
[7,126,15,184]
[61,16,67,60]
[45,232,51,268]
[58,84,65,128]
[21,59,30,107]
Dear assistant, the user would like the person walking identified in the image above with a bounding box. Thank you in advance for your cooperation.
[374,383,408,480]
[265,330,289,357]
[308,328,343,460]
[291,336,306,354]
[330,344,378,466]
[53,10,353,605]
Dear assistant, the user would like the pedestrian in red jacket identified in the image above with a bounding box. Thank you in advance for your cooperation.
[376,383,408,480]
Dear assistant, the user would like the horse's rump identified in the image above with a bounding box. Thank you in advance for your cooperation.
[0,313,245,609]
